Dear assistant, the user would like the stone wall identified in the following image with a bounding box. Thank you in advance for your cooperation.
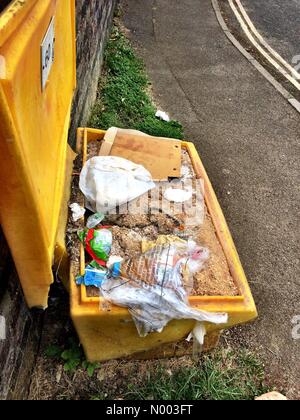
[0,230,43,400]
[0,1,11,14]
[69,0,118,147]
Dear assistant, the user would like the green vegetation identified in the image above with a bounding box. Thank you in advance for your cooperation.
[126,349,268,401]
[45,344,269,400]
[45,339,100,377]
[89,25,184,140]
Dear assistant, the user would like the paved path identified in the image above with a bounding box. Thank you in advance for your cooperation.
[120,0,300,397]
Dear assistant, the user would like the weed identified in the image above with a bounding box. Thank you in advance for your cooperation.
[89,25,184,140]
[45,339,100,377]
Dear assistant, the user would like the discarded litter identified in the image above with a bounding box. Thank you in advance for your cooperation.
[141,235,186,253]
[186,322,207,346]
[79,156,155,213]
[186,322,207,357]
[100,238,228,337]
[155,110,170,122]
[86,212,105,229]
[107,255,124,269]
[180,164,193,180]
[76,257,122,288]
[78,227,112,267]
[76,265,107,288]
[163,187,193,203]
[69,203,85,222]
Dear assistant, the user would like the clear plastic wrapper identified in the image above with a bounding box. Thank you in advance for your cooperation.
[100,238,228,336]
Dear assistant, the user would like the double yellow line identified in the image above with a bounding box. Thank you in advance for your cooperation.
[229,0,300,90]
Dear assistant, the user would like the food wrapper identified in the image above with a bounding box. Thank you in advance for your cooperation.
[78,227,112,267]
[100,239,228,336]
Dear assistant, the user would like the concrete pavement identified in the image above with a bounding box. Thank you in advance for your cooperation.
[120,0,300,397]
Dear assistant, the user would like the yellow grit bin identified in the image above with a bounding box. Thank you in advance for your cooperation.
[0,1,257,361]
[71,129,257,362]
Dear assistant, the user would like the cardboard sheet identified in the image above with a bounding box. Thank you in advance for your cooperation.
[99,128,182,180]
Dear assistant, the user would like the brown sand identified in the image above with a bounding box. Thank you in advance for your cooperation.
[71,141,239,298]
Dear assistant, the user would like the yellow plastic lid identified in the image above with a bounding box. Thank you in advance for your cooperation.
[0,0,76,308]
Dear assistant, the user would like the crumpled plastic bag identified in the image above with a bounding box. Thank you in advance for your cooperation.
[69,203,86,222]
[78,227,112,267]
[79,156,155,213]
[100,239,228,337]
[86,212,105,229]
[76,265,108,288]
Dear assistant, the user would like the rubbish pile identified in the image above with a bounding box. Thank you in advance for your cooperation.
[100,237,227,337]
[71,128,229,343]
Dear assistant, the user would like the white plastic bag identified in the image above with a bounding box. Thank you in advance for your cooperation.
[79,156,155,213]
[155,110,170,122]
[100,239,228,337]
[69,203,86,222]
[163,187,193,203]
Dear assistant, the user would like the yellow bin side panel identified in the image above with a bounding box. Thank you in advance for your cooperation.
[71,129,257,362]
[54,144,77,292]
[72,298,196,363]
[0,0,76,308]
[71,278,256,362]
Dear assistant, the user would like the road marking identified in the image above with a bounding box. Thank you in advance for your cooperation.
[289,98,300,113]
[235,0,300,80]
[211,0,300,115]
[0,316,5,340]
[228,0,300,91]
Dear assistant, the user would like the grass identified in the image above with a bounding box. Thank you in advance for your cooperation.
[89,24,184,140]
[125,349,268,401]
[42,343,269,400]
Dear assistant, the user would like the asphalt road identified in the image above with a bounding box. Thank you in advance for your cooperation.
[241,0,300,64]
[120,0,300,398]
